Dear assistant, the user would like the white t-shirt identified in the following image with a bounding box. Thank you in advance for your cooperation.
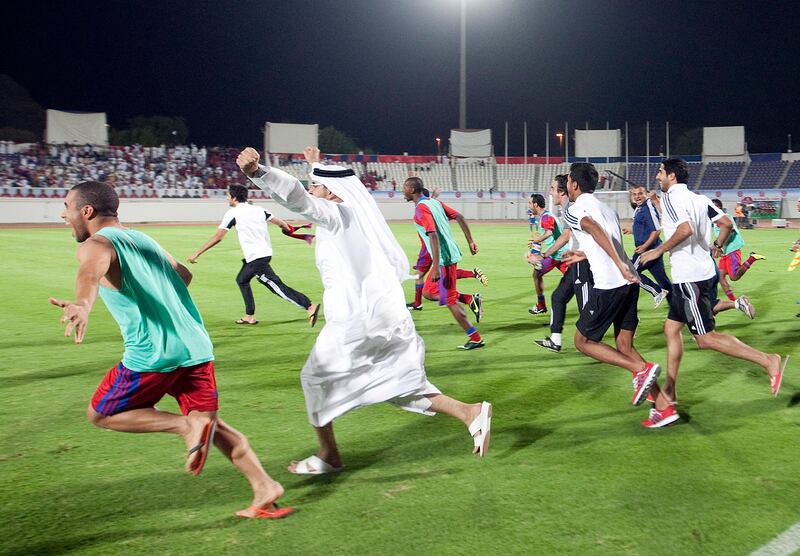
[661,184,724,284]
[219,202,274,262]
[564,192,634,290]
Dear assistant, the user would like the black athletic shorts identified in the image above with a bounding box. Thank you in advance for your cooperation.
[667,278,716,335]
[576,283,639,342]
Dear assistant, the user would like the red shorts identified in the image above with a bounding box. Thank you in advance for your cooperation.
[718,249,742,276]
[423,264,459,306]
[537,256,570,276]
[414,245,432,274]
[91,361,219,416]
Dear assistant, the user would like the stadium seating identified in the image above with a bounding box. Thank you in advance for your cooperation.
[740,161,788,189]
[3,142,800,197]
[778,161,800,188]
[697,162,745,190]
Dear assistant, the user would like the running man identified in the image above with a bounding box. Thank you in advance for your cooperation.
[532,175,593,353]
[188,184,319,326]
[562,163,670,424]
[50,181,291,519]
[638,158,787,426]
[403,177,485,349]
[710,198,765,301]
[527,193,569,315]
[238,146,492,474]
[406,190,488,310]
[625,185,671,307]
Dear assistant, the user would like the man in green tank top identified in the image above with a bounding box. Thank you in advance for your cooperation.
[403,177,485,349]
[49,181,291,519]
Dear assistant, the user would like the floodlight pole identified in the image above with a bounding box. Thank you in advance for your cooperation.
[459,0,467,129]
[546,122,550,164]
[666,121,670,158]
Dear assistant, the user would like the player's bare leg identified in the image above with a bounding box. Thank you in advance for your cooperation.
[573,330,649,374]
[208,420,285,516]
[425,394,487,452]
[695,331,782,379]
[288,422,341,472]
[663,319,684,403]
[86,405,216,472]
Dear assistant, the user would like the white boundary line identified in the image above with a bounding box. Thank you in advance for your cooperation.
[751,522,800,556]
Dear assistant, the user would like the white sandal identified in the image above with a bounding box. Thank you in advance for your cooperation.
[290,455,343,475]
[468,401,492,457]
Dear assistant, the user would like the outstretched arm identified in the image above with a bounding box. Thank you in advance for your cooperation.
[188,229,227,264]
[238,147,343,231]
[48,237,114,344]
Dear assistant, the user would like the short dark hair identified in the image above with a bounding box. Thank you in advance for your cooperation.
[554,174,568,195]
[229,184,249,203]
[71,181,119,217]
[405,177,425,194]
[711,198,723,209]
[661,158,689,184]
[568,162,598,194]
[529,193,546,208]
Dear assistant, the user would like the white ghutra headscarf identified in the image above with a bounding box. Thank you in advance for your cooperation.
[310,163,411,283]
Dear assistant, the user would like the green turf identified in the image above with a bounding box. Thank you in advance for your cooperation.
[0,222,797,555]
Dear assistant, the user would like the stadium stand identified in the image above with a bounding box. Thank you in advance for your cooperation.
[3,142,800,197]
[697,162,745,190]
[782,161,800,188]
[740,160,788,189]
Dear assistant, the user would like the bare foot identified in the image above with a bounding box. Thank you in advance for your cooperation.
[235,480,285,518]
[766,353,782,378]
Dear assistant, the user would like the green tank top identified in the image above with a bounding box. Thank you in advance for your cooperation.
[713,219,744,255]
[536,209,566,260]
[414,198,462,266]
[96,227,214,372]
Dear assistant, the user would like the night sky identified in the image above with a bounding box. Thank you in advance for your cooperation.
[5,0,800,154]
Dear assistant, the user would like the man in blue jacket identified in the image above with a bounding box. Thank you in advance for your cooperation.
[626,185,671,307]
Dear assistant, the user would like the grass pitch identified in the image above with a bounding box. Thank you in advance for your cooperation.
[0,222,798,555]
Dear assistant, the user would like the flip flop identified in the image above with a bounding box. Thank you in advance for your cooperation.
[289,455,342,475]
[235,319,258,325]
[237,503,294,519]
[187,419,217,476]
[771,355,789,397]
[468,401,492,458]
[308,304,321,328]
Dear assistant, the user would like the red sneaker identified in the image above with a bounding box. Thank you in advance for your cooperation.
[641,405,680,428]
[631,363,660,406]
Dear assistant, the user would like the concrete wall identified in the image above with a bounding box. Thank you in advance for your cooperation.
[2,192,798,225]
[0,197,535,224]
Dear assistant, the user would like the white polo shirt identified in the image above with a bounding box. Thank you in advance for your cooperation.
[564,193,634,290]
[660,183,724,283]
[219,202,274,262]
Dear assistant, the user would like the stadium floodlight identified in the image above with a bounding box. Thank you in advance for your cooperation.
[459,0,466,129]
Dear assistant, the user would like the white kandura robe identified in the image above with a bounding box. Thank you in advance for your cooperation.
[249,166,440,427]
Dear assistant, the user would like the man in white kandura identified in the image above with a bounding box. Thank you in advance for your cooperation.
[237,146,492,474]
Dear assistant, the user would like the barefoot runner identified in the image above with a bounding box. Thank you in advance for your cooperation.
[50,181,291,519]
